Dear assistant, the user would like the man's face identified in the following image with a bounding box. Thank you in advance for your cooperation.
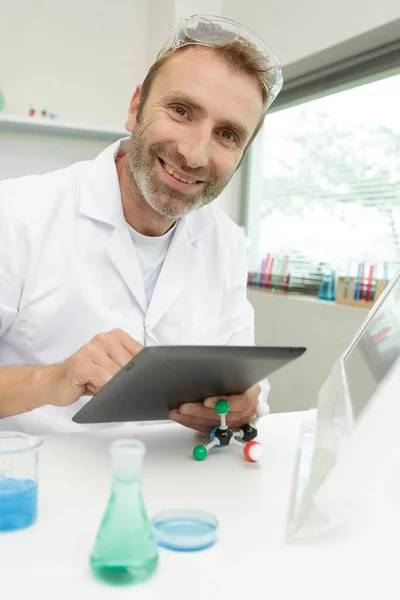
[126,46,263,219]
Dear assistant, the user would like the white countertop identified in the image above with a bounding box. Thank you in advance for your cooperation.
[1,410,399,599]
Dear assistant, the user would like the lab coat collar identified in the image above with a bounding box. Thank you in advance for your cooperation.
[79,138,129,229]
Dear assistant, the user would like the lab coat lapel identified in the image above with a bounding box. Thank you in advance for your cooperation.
[105,217,147,313]
[79,138,147,312]
[145,209,212,330]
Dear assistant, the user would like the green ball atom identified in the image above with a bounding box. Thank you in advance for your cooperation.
[215,399,230,415]
[193,445,208,461]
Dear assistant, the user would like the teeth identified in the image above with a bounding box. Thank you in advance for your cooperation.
[162,161,196,184]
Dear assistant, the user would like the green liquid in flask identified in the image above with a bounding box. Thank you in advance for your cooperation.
[90,440,159,586]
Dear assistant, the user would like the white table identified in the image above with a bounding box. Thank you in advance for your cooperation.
[1,411,399,599]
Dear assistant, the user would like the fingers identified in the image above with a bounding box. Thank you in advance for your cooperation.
[181,403,220,421]
[64,329,143,403]
[204,384,261,413]
[180,403,251,427]
[169,410,243,433]
[72,355,115,389]
[106,342,134,369]
[168,410,212,434]
[112,328,144,358]
[170,385,262,432]
[84,344,122,377]
[93,329,143,367]
[170,406,220,429]
[169,402,256,431]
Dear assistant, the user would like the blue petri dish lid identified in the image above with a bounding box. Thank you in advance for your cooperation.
[151,508,218,552]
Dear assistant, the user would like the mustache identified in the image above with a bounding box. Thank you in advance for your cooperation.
[151,144,213,182]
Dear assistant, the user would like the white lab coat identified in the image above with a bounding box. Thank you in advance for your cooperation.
[0,139,268,433]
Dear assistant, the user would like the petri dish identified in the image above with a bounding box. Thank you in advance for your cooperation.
[151,508,218,551]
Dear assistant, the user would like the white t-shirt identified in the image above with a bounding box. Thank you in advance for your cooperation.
[128,223,176,309]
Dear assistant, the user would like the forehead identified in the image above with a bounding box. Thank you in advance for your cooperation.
[148,47,263,135]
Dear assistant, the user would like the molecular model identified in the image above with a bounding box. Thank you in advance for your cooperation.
[192,399,269,462]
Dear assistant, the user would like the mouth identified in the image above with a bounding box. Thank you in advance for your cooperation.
[158,158,204,190]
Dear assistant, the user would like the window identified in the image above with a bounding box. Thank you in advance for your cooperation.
[245,71,400,296]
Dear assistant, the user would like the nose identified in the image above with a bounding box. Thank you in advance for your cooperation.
[176,124,211,169]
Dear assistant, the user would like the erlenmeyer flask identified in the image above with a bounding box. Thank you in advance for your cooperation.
[89,439,159,586]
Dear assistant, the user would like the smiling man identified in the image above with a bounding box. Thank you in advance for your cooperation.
[121,47,262,226]
[0,15,283,434]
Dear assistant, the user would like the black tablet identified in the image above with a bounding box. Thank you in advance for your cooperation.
[72,345,306,424]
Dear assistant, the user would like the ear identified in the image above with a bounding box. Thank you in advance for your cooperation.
[125,85,143,132]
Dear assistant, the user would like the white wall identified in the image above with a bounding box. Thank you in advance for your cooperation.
[0,131,112,180]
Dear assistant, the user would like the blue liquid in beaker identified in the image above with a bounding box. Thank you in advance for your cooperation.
[0,477,38,532]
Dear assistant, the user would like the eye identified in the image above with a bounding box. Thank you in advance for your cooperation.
[219,130,238,145]
[173,105,188,118]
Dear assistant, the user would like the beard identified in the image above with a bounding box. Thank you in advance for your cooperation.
[126,123,234,219]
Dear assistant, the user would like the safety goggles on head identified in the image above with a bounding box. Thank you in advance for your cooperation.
[157,14,283,111]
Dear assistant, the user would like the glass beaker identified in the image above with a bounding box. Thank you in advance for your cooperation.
[89,439,159,586]
[318,269,337,301]
[0,431,43,532]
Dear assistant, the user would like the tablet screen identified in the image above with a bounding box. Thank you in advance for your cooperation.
[344,275,400,420]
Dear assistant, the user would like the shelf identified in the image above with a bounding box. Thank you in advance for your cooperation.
[0,113,128,141]
[247,287,371,310]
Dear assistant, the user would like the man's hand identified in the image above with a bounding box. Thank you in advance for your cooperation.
[54,328,143,407]
[168,383,261,433]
